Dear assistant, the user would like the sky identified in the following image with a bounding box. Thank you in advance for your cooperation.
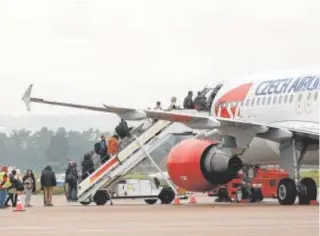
[0,0,319,117]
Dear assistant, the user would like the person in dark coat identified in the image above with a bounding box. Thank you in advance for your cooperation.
[66,162,78,201]
[183,91,194,109]
[81,153,94,181]
[65,162,73,201]
[193,91,208,111]
[40,165,56,206]
[4,170,18,207]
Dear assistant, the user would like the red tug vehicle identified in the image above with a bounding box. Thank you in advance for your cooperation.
[208,165,289,202]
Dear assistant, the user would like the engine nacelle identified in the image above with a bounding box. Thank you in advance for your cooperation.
[167,139,243,192]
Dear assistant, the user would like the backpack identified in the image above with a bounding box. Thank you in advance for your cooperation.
[94,142,101,154]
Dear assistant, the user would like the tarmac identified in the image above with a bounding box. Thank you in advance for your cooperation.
[0,194,318,236]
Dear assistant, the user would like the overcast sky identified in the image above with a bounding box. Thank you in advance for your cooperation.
[0,0,319,117]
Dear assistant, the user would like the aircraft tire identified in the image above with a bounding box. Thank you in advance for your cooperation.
[158,187,175,204]
[277,178,296,205]
[300,177,317,200]
[217,188,230,202]
[93,190,110,206]
[80,199,92,205]
[255,188,264,202]
[144,199,157,205]
[235,186,249,202]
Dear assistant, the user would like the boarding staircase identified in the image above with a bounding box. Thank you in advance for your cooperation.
[77,119,173,203]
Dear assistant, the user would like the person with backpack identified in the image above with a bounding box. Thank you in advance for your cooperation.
[94,135,108,163]
[4,169,18,207]
[66,162,78,201]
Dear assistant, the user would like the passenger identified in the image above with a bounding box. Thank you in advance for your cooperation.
[168,96,179,110]
[193,91,208,111]
[0,166,10,209]
[5,169,18,207]
[98,135,108,164]
[81,152,94,181]
[65,161,73,201]
[115,118,130,140]
[66,162,78,201]
[40,165,57,207]
[154,101,163,110]
[15,169,24,191]
[108,135,120,157]
[22,169,36,207]
[183,91,194,109]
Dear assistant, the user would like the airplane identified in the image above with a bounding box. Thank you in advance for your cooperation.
[21,70,319,205]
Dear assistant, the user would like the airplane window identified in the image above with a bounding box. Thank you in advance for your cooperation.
[262,97,266,105]
[257,97,260,106]
[267,96,271,105]
[279,95,282,104]
[289,94,294,103]
[284,95,288,103]
[246,99,250,106]
[251,98,255,106]
[273,96,277,104]
[315,91,318,101]
[307,93,311,101]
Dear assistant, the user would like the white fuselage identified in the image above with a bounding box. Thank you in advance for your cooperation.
[211,72,320,165]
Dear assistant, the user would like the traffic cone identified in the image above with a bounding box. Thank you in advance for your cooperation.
[13,192,25,212]
[189,194,197,204]
[172,197,181,205]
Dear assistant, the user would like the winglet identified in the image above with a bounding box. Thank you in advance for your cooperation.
[22,84,33,111]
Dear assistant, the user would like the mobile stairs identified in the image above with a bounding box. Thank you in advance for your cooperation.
[77,119,185,206]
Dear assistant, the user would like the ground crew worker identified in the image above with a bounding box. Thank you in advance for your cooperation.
[0,166,11,208]
[108,135,120,157]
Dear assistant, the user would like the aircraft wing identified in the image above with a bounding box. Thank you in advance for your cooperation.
[23,84,319,148]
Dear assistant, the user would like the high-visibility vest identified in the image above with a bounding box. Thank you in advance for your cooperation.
[0,171,11,188]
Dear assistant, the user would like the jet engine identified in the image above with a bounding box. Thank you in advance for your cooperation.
[167,139,243,192]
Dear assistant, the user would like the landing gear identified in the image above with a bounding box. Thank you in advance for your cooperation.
[277,138,318,205]
[235,165,263,203]
[235,186,263,203]
[277,178,296,205]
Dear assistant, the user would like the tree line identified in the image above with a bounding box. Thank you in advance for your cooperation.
[0,127,110,173]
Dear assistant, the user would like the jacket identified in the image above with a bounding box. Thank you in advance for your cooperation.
[82,155,94,175]
[0,172,11,189]
[40,165,57,187]
[108,137,120,155]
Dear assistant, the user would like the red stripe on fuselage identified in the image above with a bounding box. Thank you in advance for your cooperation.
[214,83,253,118]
